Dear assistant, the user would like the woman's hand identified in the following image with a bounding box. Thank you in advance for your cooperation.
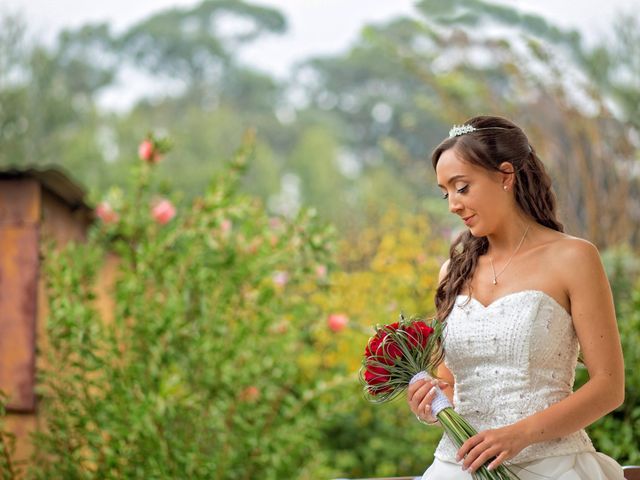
[407,377,449,424]
[456,424,529,473]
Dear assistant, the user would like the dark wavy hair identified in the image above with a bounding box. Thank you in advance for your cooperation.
[432,115,564,323]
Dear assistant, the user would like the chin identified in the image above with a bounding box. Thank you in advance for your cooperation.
[467,224,487,238]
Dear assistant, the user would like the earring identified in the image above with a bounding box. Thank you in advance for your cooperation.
[503,186,508,191]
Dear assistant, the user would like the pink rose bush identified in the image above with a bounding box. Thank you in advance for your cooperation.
[152,199,176,225]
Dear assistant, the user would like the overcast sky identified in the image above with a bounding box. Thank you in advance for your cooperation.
[3,0,637,109]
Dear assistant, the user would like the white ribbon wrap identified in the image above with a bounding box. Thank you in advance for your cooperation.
[409,371,451,417]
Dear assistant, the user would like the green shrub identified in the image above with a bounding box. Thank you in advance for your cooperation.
[0,392,20,480]
[27,131,340,479]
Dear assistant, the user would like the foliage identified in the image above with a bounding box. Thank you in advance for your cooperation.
[27,132,341,479]
[1,0,639,476]
[304,208,450,478]
[302,0,640,247]
[0,392,20,480]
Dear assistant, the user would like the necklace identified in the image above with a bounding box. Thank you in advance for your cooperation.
[488,224,530,285]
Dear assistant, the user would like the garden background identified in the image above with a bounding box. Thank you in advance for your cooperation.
[0,0,639,478]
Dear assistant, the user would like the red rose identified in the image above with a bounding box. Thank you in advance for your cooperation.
[364,364,392,394]
[365,328,405,366]
[414,321,434,347]
[365,334,383,358]
[382,339,403,362]
[404,321,434,348]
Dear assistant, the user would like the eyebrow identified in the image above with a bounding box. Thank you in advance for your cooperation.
[437,174,469,188]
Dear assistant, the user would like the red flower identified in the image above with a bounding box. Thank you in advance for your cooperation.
[138,139,154,161]
[383,341,403,361]
[365,326,394,357]
[404,321,434,348]
[327,313,349,332]
[365,323,403,365]
[239,385,261,402]
[364,365,392,394]
[365,332,385,358]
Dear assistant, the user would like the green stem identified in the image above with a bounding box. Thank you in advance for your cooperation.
[436,408,520,480]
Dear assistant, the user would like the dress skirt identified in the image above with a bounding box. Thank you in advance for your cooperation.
[421,451,625,479]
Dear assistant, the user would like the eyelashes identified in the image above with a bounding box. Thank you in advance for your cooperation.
[441,185,469,200]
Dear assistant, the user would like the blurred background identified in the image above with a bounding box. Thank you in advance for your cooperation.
[0,0,639,478]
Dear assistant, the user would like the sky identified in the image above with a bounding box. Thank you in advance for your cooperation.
[2,0,637,109]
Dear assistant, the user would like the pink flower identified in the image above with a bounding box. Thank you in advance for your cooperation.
[138,139,155,162]
[315,264,327,279]
[327,313,349,332]
[269,217,283,230]
[272,270,289,287]
[221,219,232,235]
[95,202,119,224]
[151,199,176,225]
[239,385,261,402]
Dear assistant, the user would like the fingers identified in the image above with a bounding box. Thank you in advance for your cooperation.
[464,443,500,473]
[415,380,441,422]
[487,451,509,471]
[407,378,450,422]
[407,378,449,398]
[407,378,434,403]
[409,385,431,416]
[456,434,483,462]
[417,382,438,412]
[406,379,426,401]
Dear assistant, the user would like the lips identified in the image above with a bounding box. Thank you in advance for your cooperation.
[463,215,475,226]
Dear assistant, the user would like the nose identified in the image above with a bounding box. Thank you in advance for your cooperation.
[448,196,463,214]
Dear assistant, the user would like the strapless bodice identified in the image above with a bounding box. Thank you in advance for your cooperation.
[434,290,595,464]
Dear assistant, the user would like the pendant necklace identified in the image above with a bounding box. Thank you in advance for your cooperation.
[488,224,530,285]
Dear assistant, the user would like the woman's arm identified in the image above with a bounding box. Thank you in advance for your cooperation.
[458,238,625,473]
[515,238,624,441]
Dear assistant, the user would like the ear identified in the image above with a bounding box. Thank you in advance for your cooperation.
[498,162,515,190]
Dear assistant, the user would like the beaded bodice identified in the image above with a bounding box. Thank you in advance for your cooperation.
[433,290,595,464]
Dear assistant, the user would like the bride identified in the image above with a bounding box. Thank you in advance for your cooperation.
[407,116,625,479]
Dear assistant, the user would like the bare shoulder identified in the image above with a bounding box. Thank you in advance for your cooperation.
[545,234,606,296]
[551,235,601,265]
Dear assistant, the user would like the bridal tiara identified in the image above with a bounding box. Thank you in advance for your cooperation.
[448,124,512,138]
[448,124,478,137]
[448,124,533,152]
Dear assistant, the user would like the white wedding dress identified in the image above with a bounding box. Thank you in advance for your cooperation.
[421,290,624,480]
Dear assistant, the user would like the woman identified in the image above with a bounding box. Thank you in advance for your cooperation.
[407,115,625,479]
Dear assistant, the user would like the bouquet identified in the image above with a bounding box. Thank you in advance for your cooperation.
[359,313,519,480]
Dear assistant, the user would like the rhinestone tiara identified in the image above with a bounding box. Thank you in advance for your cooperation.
[447,124,533,152]
[448,124,477,137]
